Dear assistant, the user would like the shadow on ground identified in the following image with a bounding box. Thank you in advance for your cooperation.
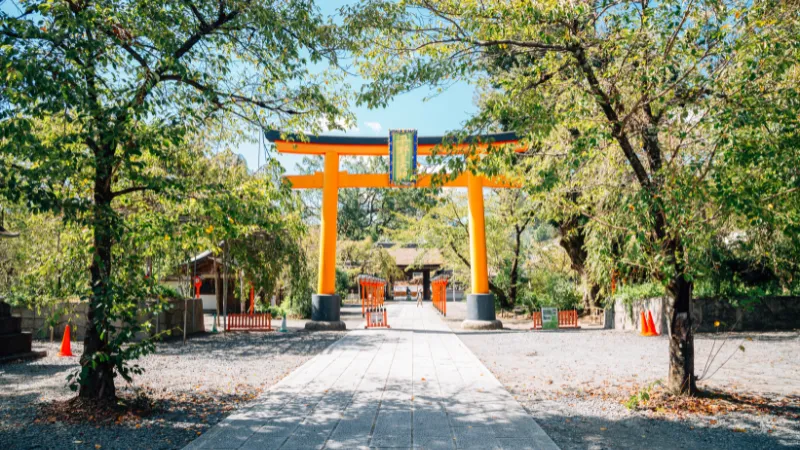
[182,380,798,450]
[532,404,800,450]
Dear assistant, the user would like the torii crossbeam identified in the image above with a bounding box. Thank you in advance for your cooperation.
[266,130,524,330]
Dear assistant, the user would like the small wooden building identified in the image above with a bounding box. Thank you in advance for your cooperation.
[163,251,241,312]
[382,244,444,300]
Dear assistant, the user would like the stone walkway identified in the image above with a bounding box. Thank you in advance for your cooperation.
[185,303,558,450]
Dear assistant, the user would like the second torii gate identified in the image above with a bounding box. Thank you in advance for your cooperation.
[265,131,523,330]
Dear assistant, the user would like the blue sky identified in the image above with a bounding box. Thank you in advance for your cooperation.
[246,83,478,172]
[237,0,478,173]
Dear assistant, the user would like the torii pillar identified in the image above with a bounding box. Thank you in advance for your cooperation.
[463,171,501,329]
[311,150,343,329]
[266,131,522,331]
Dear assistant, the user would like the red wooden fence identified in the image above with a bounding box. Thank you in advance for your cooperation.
[558,310,579,328]
[531,311,542,329]
[226,313,273,331]
[359,275,386,317]
[365,309,390,329]
[531,310,579,330]
[431,276,448,316]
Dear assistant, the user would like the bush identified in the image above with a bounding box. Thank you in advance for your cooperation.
[255,303,285,318]
[612,282,665,305]
[156,284,181,299]
[524,270,581,311]
[335,268,351,301]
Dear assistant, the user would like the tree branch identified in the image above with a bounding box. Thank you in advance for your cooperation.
[572,46,651,189]
[111,186,154,199]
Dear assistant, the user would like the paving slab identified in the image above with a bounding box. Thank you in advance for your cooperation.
[185,302,558,450]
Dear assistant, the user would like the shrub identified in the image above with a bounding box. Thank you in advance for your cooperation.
[526,270,581,311]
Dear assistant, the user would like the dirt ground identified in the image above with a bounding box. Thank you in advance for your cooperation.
[443,301,800,449]
[0,318,348,450]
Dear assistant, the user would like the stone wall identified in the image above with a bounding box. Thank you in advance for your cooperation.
[612,296,800,333]
[612,297,669,334]
[12,298,205,341]
[693,296,800,332]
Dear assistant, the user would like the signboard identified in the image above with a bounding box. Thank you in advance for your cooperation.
[541,307,558,328]
[389,129,417,186]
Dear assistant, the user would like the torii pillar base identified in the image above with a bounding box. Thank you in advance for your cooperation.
[305,294,346,331]
[462,294,503,330]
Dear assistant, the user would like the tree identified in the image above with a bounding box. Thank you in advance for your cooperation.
[1,0,350,401]
[347,0,800,395]
[392,190,536,309]
[296,155,436,240]
[0,203,90,312]
[197,151,310,316]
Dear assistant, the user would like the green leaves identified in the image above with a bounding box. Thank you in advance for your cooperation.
[348,0,800,298]
[2,0,356,399]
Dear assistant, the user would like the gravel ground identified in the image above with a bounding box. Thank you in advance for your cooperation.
[0,321,346,450]
[442,301,800,449]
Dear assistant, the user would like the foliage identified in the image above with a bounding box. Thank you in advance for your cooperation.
[254,302,284,318]
[296,155,437,241]
[612,282,666,307]
[524,270,581,312]
[625,381,661,410]
[347,0,800,395]
[1,0,352,400]
[338,238,405,281]
[390,189,538,309]
[335,267,351,300]
[0,206,90,309]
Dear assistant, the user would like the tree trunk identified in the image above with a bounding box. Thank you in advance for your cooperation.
[79,146,116,401]
[215,258,222,325]
[666,273,697,395]
[506,225,522,309]
[580,271,601,310]
[556,214,600,311]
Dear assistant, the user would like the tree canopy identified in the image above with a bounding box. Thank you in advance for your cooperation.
[346,0,800,394]
[1,0,353,401]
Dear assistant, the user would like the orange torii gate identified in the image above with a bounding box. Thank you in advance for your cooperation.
[265,130,524,330]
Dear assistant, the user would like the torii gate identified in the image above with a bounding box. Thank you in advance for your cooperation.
[265,130,523,330]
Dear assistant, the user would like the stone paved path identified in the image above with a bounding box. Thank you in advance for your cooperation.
[185,303,559,450]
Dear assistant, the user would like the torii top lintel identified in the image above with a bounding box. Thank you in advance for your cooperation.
[264,130,523,156]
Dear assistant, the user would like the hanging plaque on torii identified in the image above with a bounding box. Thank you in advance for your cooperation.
[389,129,417,186]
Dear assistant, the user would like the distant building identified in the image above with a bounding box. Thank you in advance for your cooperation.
[163,251,244,312]
[381,243,445,300]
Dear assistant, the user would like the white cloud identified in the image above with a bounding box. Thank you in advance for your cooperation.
[364,121,382,134]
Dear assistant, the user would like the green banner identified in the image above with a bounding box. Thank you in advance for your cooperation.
[389,129,417,186]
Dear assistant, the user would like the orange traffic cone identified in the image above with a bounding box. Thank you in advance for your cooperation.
[640,311,654,336]
[58,324,74,357]
[646,311,660,336]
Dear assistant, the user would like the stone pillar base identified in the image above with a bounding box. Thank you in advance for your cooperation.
[462,293,503,330]
[305,320,346,331]
[306,294,346,331]
[461,319,503,330]
[311,294,341,321]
